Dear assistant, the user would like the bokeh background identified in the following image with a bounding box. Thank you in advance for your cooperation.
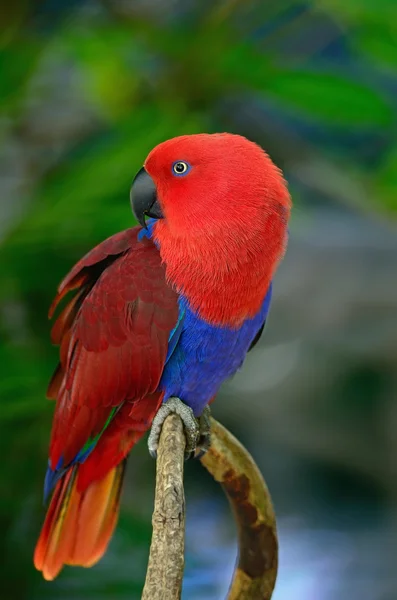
[1,1,397,599]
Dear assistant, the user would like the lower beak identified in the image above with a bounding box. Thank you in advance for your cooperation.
[130,167,164,228]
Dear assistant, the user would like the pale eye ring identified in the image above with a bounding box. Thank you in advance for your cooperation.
[172,161,191,176]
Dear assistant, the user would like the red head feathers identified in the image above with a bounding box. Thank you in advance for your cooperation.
[131,133,291,326]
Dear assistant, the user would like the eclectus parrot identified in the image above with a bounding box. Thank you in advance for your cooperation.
[34,133,291,580]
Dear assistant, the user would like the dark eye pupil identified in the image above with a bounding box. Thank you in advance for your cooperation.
[175,162,185,173]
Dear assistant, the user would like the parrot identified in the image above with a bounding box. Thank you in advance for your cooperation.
[34,133,291,580]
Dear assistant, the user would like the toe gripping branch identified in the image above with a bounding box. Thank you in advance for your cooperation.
[147,397,211,460]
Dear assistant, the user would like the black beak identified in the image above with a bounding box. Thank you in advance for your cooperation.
[130,167,164,228]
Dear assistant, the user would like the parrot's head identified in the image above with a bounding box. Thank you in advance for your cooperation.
[130,133,290,238]
[130,133,291,324]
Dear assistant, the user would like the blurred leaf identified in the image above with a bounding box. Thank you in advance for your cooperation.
[61,27,143,119]
[354,24,397,70]
[263,70,394,127]
[316,0,397,25]
[0,41,43,111]
[372,150,397,213]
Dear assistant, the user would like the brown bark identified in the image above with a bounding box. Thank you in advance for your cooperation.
[141,414,186,600]
[201,418,278,600]
[142,415,278,600]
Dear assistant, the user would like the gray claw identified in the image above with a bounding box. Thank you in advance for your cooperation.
[195,406,212,459]
[148,397,199,459]
[148,446,158,460]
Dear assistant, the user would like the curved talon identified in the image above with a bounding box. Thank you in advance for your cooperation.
[148,446,158,460]
[195,406,212,459]
[148,399,212,460]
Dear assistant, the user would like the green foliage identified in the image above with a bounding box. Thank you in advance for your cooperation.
[264,70,393,127]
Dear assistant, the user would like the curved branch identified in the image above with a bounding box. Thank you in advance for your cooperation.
[200,418,278,600]
[142,415,278,600]
[142,414,186,600]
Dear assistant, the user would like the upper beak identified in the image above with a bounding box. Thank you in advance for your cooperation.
[130,167,164,228]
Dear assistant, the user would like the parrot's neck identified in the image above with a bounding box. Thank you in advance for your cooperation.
[152,219,285,327]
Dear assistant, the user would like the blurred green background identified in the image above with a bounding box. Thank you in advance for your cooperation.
[1,1,397,599]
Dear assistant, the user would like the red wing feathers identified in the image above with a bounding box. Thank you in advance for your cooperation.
[47,227,178,475]
[76,392,163,490]
[48,229,138,319]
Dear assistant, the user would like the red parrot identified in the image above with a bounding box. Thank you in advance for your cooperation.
[34,133,291,580]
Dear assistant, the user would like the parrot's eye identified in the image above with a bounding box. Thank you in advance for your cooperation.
[172,161,191,176]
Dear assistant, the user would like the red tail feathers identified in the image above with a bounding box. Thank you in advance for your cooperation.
[34,461,125,581]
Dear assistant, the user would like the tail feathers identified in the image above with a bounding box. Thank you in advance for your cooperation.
[34,461,125,580]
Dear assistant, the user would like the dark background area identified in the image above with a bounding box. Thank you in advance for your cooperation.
[1,1,397,599]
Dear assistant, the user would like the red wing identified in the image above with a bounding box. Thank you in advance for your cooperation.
[48,227,179,469]
[76,391,164,490]
[49,228,140,320]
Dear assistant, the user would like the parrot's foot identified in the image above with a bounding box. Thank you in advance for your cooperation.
[196,406,211,459]
[148,398,211,460]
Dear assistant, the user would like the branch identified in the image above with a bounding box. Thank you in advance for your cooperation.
[142,415,278,600]
[141,414,186,600]
[201,418,278,600]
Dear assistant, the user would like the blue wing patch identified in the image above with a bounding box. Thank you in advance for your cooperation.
[166,300,185,363]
